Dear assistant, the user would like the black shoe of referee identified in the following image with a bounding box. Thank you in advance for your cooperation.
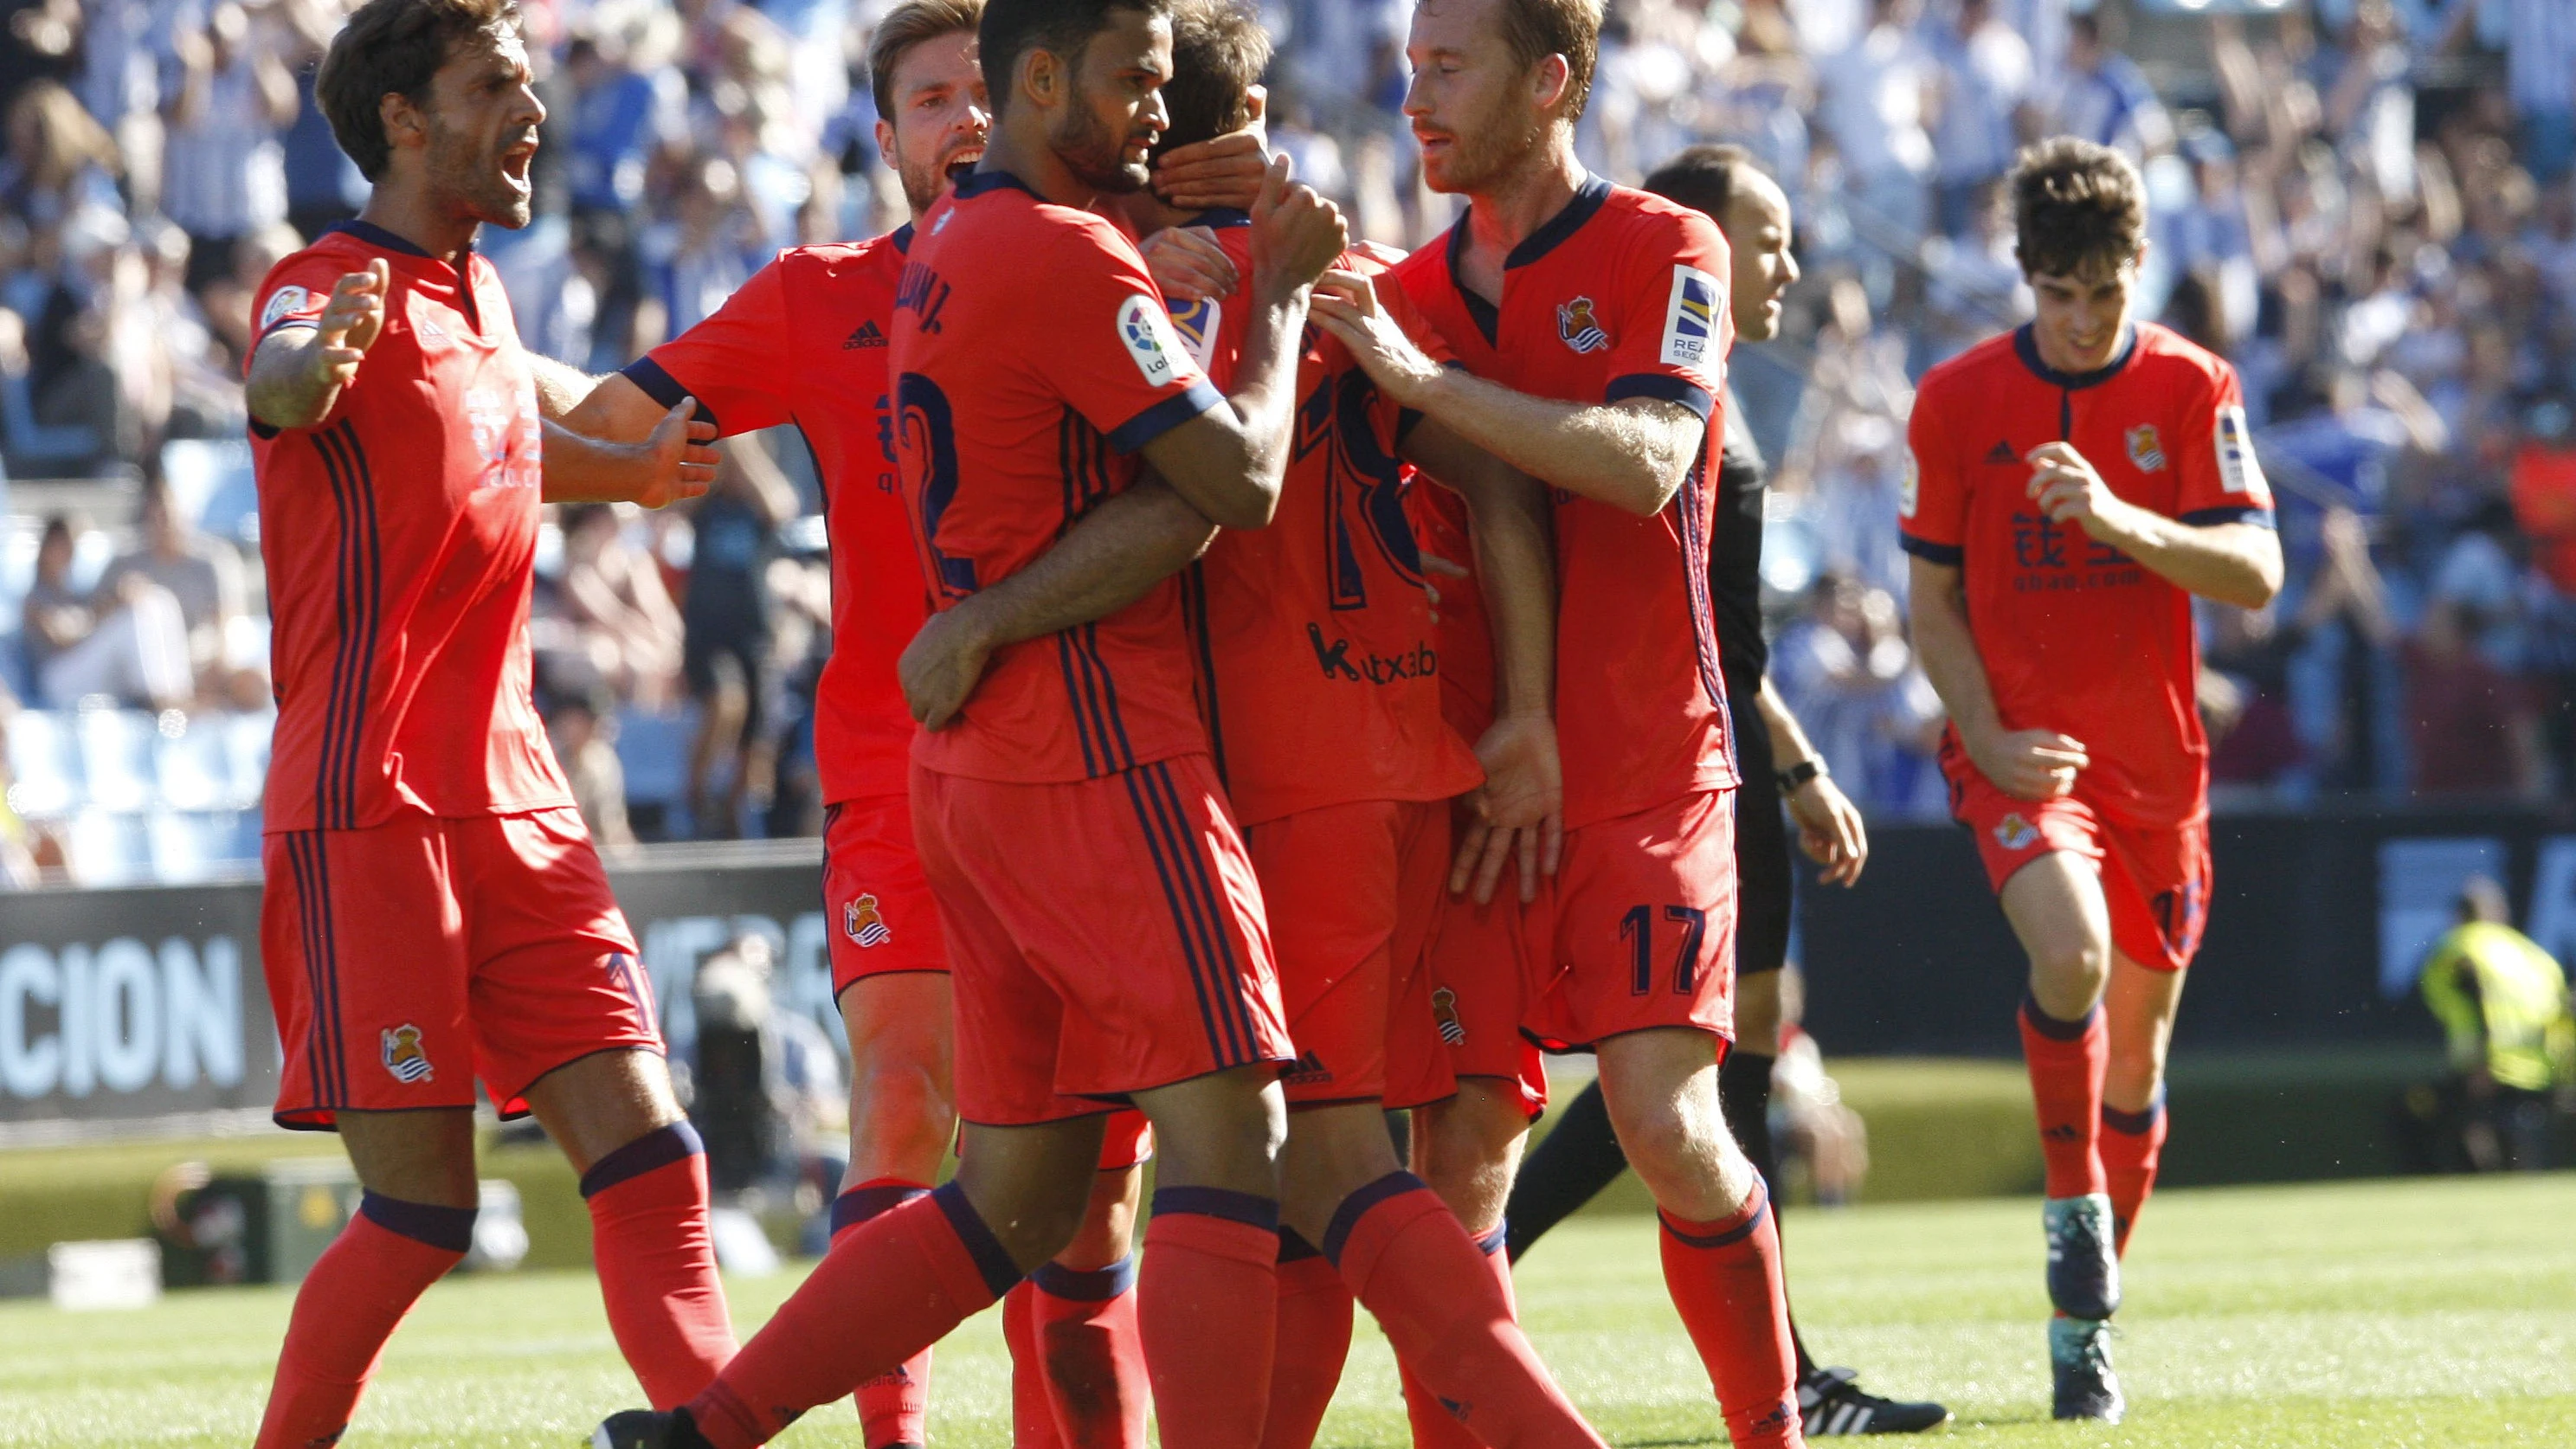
[1798,1367,1954,1434]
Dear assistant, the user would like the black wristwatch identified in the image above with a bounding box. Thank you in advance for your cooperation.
[1775,758,1825,794]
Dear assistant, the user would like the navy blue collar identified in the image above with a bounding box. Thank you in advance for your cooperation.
[954,169,1040,200]
[2013,322,2137,390]
[326,218,467,261]
[892,222,915,254]
[1188,207,1253,230]
[1444,171,1614,277]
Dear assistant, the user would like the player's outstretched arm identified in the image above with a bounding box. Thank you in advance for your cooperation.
[245,261,388,432]
[1309,271,1701,518]
[539,400,720,510]
[1909,553,2090,804]
[555,371,677,446]
[1406,418,1564,904]
[1138,156,1345,530]
[2026,442,2284,609]
[898,473,1220,730]
[1756,674,1867,886]
[525,352,607,421]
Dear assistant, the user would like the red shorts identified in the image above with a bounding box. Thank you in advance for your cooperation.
[1241,799,1457,1111]
[823,795,948,995]
[1941,742,2211,971]
[911,755,1292,1127]
[261,807,655,1130]
[1524,789,1739,1052]
[1420,810,1549,1117]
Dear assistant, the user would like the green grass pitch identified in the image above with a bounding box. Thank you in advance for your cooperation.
[6,1174,2572,1447]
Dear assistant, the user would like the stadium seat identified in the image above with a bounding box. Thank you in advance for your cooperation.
[77,709,162,813]
[67,808,152,886]
[6,708,82,817]
[615,703,698,807]
[161,438,260,544]
[222,713,273,808]
[156,713,245,812]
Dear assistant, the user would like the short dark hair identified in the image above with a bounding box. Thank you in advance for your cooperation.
[1152,0,1267,160]
[1643,143,1759,234]
[978,0,1169,116]
[868,0,985,126]
[1497,0,1602,123]
[2010,137,2147,280]
[317,0,520,182]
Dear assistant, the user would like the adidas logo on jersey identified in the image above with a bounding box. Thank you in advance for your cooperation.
[844,320,887,350]
[1985,439,2019,466]
[1283,1049,1332,1085]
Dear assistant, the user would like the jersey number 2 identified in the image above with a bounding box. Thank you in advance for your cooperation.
[898,373,978,598]
[1622,905,1709,995]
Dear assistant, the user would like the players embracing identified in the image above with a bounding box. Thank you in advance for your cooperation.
[1903,138,2283,1420]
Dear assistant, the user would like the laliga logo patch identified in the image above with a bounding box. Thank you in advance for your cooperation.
[1557,296,1610,354]
[1432,987,1467,1046]
[1119,294,1181,386]
[259,286,310,332]
[381,1025,434,1084]
[1899,448,1921,519]
[845,892,892,949]
[1166,295,1222,371]
[1660,264,1719,368]
[2126,424,2167,473]
[2214,404,2270,502]
[1993,814,2040,852]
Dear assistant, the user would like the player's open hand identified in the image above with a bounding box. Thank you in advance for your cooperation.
[1970,726,2089,802]
[1141,225,1239,303]
[1455,712,1563,905]
[1250,153,1347,300]
[629,398,720,510]
[1309,269,1443,407]
[306,259,389,392]
[898,603,995,731]
[1785,769,1869,886]
[2026,442,2141,544]
[1154,118,1269,210]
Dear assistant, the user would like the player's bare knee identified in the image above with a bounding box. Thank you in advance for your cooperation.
[1278,1104,1403,1241]
[2027,939,2110,1014]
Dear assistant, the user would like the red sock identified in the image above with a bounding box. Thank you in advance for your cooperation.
[832,1182,935,1447]
[1260,1231,1353,1449]
[2100,1096,2168,1256]
[2019,995,2108,1199]
[1027,1255,1149,1449]
[1006,1281,1062,1449]
[582,1124,737,1410]
[1332,1175,1601,1449]
[687,1182,1021,1449]
[255,1194,471,1449]
[1397,1222,1511,1449]
[1659,1182,1803,1449]
[1137,1189,1279,1449]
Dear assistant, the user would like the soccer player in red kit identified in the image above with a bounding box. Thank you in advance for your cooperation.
[239,3,737,1445]
[594,2,1346,1446]
[1903,139,2283,1422]
[1308,1,1806,1444]
[562,6,1265,1445]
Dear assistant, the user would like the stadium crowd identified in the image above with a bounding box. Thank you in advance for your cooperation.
[0,0,2569,882]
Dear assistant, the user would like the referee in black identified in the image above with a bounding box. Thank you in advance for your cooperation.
[1499,145,1949,1437]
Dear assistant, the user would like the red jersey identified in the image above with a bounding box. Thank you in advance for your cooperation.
[1170,219,1482,824]
[1391,177,1739,828]
[248,222,570,833]
[1902,321,2276,828]
[626,230,920,805]
[892,171,1225,782]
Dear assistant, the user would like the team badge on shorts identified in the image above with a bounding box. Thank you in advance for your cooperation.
[1993,814,2041,852]
[1432,987,1467,1046]
[2126,425,2167,473]
[1557,297,1610,354]
[844,893,892,948]
[381,1025,434,1084]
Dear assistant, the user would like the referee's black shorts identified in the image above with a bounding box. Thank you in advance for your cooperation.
[1726,678,1793,977]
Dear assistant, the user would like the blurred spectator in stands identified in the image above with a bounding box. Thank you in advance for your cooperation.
[2450,0,2576,185]
[22,512,190,709]
[2404,596,2544,799]
[636,152,767,351]
[2418,875,2573,1171]
[555,501,684,707]
[276,0,365,243]
[685,930,845,1202]
[682,436,795,838]
[0,688,36,888]
[1926,0,2034,238]
[0,299,106,476]
[2048,10,2170,162]
[544,677,638,853]
[2,80,123,231]
[159,0,296,293]
[196,221,303,373]
[1773,572,1945,815]
[101,476,247,700]
[1814,0,1934,242]
[561,7,685,370]
[0,0,80,128]
[2202,600,2307,797]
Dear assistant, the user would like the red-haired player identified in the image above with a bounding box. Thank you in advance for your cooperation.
[1903,138,2282,1421]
